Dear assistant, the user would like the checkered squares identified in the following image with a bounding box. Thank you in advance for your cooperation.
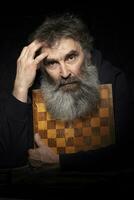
[32,84,115,154]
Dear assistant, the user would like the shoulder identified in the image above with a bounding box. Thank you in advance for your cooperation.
[92,49,125,85]
[98,60,124,85]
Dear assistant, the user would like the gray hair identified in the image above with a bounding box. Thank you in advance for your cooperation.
[30,13,93,52]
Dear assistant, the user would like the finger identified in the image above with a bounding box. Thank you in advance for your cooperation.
[19,41,42,61]
[18,46,28,60]
[29,158,43,167]
[27,40,40,48]
[28,148,36,155]
[28,149,40,160]
[26,42,44,60]
[34,133,44,147]
[24,40,40,51]
[28,148,36,156]
[34,52,47,67]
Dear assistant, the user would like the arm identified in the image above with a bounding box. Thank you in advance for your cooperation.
[0,41,47,168]
[0,95,32,168]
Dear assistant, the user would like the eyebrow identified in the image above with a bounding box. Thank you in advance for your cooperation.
[43,50,79,65]
[65,50,79,60]
[43,58,58,66]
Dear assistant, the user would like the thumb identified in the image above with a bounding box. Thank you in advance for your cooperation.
[34,133,44,147]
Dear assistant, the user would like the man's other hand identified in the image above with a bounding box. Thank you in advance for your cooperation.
[28,133,59,167]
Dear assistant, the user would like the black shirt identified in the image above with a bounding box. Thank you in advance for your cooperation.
[0,95,32,168]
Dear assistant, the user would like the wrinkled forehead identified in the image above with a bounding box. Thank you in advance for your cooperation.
[41,38,83,59]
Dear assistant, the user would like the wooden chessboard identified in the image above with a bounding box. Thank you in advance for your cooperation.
[32,84,115,154]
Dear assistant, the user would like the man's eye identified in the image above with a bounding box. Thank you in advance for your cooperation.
[49,62,55,66]
[66,54,78,63]
[68,54,76,60]
[46,62,59,69]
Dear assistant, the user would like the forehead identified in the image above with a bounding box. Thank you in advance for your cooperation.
[42,38,82,59]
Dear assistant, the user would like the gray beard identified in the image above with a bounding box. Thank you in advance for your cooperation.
[40,62,100,121]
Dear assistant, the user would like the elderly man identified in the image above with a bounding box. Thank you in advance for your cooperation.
[12,13,133,171]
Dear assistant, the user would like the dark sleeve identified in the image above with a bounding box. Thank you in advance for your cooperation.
[113,72,134,146]
[59,71,134,172]
[0,95,33,168]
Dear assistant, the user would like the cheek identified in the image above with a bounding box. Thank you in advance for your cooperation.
[46,68,60,81]
[71,64,82,77]
[71,54,84,76]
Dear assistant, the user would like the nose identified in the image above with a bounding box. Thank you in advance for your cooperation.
[60,64,71,79]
